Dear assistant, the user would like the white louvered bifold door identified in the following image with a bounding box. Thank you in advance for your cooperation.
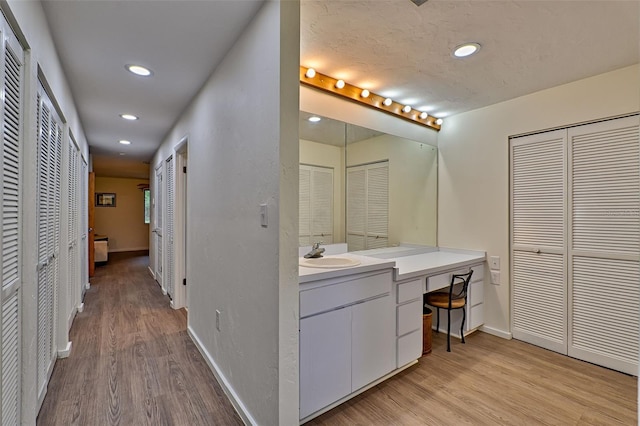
[511,130,567,353]
[299,167,311,246]
[67,140,79,313]
[155,166,163,288]
[347,162,389,251]
[166,156,174,300]
[36,82,63,406]
[568,116,639,375]
[0,23,23,426]
[346,166,366,251]
[80,158,88,298]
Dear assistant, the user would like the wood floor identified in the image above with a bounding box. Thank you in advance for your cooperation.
[307,332,637,426]
[37,251,242,426]
[38,251,637,425]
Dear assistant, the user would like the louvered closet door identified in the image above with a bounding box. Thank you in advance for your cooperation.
[166,156,174,300]
[155,166,163,288]
[511,130,567,353]
[568,116,639,375]
[0,25,24,426]
[311,167,334,244]
[67,140,79,312]
[346,162,389,251]
[36,82,63,405]
[299,167,311,246]
[80,158,88,298]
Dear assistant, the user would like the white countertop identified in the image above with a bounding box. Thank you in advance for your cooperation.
[299,253,395,284]
[389,250,485,281]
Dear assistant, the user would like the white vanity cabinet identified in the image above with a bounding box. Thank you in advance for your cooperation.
[394,278,423,368]
[299,269,395,420]
[428,263,485,336]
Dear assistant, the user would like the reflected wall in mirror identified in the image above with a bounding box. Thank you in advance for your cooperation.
[299,111,438,250]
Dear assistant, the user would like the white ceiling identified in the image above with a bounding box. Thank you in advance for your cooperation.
[41,0,639,177]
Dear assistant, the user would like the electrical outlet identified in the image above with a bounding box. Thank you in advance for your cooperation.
[490,271,501,285]
[216,310,221,331]
[260,204,268,227]
[489,256,500,270]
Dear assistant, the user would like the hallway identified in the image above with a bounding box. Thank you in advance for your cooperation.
[37,252,242,426]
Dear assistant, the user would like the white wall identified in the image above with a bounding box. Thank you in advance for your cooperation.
[348,134,438,246]
[3,0,90,423]
[299,138,345,242]
[150,2,300,425]
[437,64,640,337]
[94,177,149,252]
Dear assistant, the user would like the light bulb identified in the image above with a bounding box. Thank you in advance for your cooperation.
[361,89,370,98]
[435,118,444,125]
[383,98,392,106]
[305,68,316,78]
[419,112,428,119]
[335,80,345,89]
[402,105,411,113]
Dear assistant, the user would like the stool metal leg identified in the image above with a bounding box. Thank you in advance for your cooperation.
[446,308,451,352]
[435,307,440,333]
[461,306,466,344]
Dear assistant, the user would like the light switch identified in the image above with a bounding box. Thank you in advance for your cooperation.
[490,271,501,285]
[260,204,268,227]
[489,256,500,270]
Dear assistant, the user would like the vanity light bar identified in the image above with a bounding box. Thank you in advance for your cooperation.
[300,66,441,131]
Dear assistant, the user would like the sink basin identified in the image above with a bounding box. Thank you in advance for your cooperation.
[299,257,361,269]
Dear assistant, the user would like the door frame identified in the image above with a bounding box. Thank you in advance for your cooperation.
[172,136,188,309]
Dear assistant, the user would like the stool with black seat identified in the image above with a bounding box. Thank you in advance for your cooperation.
[424,270,474,352]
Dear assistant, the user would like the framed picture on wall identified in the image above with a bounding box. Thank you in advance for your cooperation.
[96,192,116,207]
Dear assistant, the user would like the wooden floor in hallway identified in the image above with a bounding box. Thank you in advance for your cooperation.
[37,251,242,426]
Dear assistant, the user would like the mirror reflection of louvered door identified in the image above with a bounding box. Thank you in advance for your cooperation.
[166,156,175,300]
[511,130,567,354]
[299,165,334,247]
[568,116,639,375]
[68,139,79,315]
[347,161,388,251]
[0,23,24,426]
[80,158,88,299]
[36,81,63,407]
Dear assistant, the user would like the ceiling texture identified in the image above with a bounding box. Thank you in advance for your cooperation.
[42,1,639,178]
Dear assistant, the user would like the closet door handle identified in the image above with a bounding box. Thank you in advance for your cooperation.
[533,248,541,254]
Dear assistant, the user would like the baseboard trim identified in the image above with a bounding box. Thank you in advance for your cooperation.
[57,341,72,358]
[187,325,257,426]
[148,266,155,279]
[480,325,512,340]
[77,302,85,313]
[85,282,90,290]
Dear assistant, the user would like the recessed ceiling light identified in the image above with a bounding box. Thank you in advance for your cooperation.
[120,114,138,121]
[383,98,393,106]
[119,140,131,145]
[126,64,153,76]
[453,43,481,58]
[308,116,321,123]
[305,68,316,78]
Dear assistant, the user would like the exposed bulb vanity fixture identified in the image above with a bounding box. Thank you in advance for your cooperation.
[300,66,442,131]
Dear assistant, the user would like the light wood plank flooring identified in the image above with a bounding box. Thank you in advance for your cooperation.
[307,332,637,425]
[37,251,242,426]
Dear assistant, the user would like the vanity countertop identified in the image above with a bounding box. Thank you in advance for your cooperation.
[299,253,395,284]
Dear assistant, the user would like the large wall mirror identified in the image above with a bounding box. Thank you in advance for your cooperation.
[299,111,438,251]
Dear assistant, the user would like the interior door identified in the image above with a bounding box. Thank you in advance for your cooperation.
[510,129,567,354]
[80,159,88,296]
[166,156,174,300]
[88,171,95,277]
[154,165,163,289]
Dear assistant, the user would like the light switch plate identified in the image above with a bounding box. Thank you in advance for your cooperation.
[489,256,500,270]
[490,271,500,285]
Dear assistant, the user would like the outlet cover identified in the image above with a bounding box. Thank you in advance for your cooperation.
[490,271,501,285]
[216,310,221,331]
[489,256,500,270]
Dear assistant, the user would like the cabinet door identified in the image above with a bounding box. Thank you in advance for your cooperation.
[299,308,351,419]
[351,295,394,391]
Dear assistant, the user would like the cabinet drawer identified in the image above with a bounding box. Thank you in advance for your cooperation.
[396,299,422,336]
[469,280,484,306]
[396,279,422,304]
[470,264,484,283]
[397,329,422,368]
[300,271,391,318]
[468,303,484,331]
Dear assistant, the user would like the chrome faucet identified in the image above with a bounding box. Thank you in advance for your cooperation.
[304,242,325,258]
